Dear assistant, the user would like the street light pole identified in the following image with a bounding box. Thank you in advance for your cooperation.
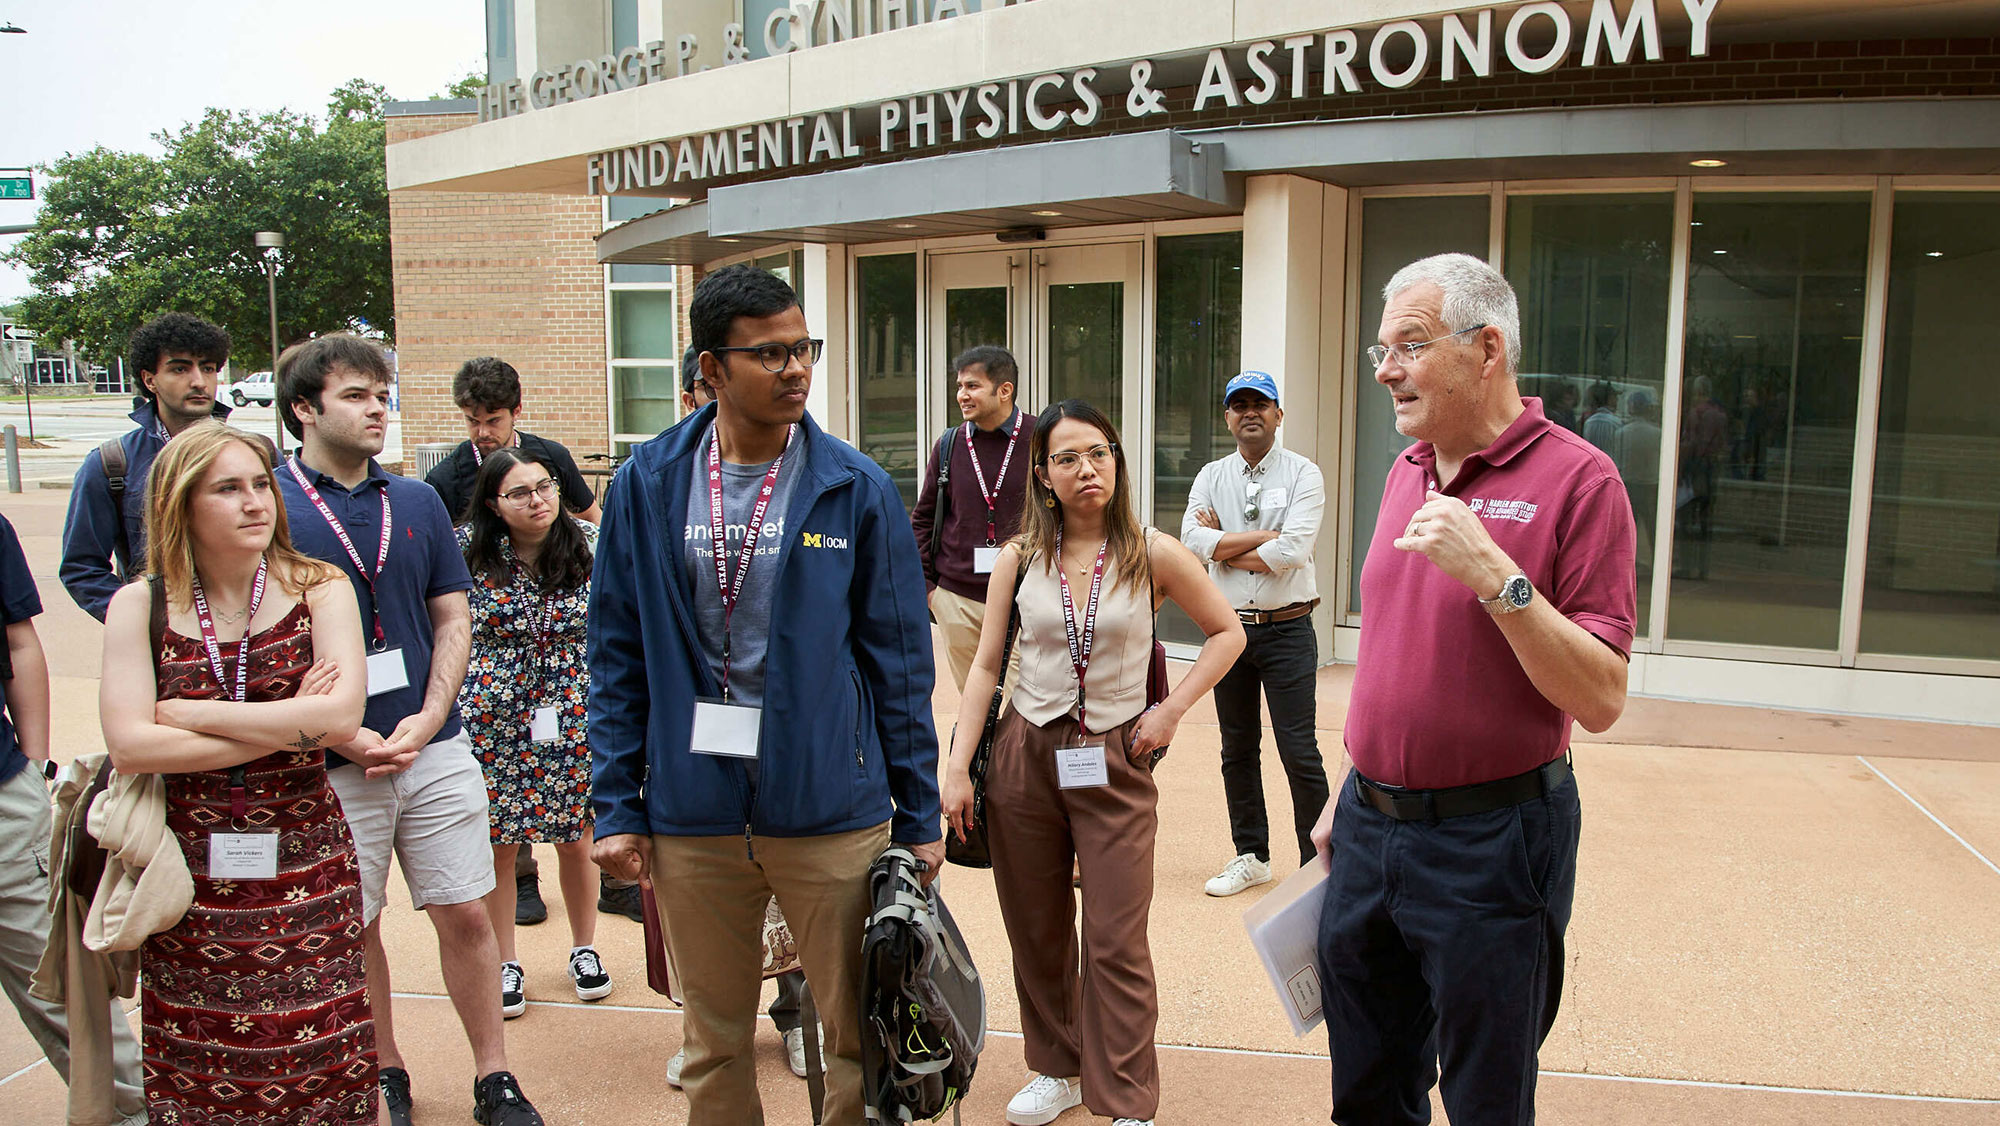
[254,231,284,454]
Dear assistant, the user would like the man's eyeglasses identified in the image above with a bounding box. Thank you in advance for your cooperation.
[1244,480,1262,522]
[498,478,559,507]
[1046,444,1118,471]
[709,339,826,373]
[1365,323,1486,371]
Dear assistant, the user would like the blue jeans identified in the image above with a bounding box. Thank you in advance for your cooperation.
[1316,767,1580,1126]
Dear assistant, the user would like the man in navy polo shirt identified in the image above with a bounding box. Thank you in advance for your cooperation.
[1314,254,1635,1126]
[0,513,146,1123]
[276,335,543,1126]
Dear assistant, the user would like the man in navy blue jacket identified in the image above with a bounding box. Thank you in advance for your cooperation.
[590,265,942,1126]
[60,313,234,620]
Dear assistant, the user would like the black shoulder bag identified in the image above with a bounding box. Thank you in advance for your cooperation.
[945,559,1027,870]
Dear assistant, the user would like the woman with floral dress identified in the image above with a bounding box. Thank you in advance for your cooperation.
[457,448,610,1018]
[98,421,375,1125]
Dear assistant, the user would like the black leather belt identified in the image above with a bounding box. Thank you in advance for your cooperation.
[1355,755,1572,821]
[1238,599,1318,625]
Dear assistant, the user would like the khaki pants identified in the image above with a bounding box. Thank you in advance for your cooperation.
[929,585,1020,702]
[0,769,145,1125]
[650,821,891,1126]
[988,708,1161,1121]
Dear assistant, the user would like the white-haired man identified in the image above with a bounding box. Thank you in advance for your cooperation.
[1313,253,1636,1125]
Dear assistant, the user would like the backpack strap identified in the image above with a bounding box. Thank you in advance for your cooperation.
[99,437,131,576]
[800,981,825,1125]
[926,426,959,561]
[148,573,168,666]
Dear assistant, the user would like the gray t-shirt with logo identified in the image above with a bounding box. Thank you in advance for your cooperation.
[683,422,804,712]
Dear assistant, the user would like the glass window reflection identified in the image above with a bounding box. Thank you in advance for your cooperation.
[857,254,921,507]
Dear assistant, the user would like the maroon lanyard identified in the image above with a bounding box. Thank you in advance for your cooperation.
[471,432,520,467]
[963,413,1023,546]
[1053,527,1109,734]
[514,559,561,696]
[287,457,392,649]
[706,425,794,700]
[192,560,268,823]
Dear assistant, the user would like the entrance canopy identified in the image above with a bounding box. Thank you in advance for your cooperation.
[596,129,1238,265]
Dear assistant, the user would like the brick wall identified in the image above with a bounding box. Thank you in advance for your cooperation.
[388,111,612,458]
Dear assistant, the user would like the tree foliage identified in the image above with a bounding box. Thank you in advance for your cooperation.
[3,80,391,367]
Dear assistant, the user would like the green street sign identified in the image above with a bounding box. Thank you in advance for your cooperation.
[0,177,31,200]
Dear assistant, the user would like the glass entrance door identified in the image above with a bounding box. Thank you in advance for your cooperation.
[926,250,1027,446]
[1034,244,1144,441]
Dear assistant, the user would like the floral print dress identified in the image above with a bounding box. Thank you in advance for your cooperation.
[457,519,596,844]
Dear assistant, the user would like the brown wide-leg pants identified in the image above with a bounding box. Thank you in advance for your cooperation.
[987,706,1160,1121]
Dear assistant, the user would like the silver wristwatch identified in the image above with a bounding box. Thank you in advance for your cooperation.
[1480,572,1534,614]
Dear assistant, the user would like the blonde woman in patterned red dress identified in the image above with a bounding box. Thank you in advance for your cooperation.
[455,448,609,1019]
[99,421,375,1126]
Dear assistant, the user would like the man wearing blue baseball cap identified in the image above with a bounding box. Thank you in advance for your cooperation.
[1179,371,1331,896]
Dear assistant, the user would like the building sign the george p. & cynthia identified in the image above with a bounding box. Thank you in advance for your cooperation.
[583,0,1725,196]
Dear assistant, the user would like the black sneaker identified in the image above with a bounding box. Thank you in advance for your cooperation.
[500,961,526,1020]
[596,879,646,923]
[472,1070,544,1126]
[569,946,613,1001]
[515,872,547,926]
[378,1066,413,1126]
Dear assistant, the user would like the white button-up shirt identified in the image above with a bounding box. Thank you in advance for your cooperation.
[1179,446,1324,611]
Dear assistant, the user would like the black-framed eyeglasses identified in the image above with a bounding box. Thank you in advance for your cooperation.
[1365,323,1487,370]
[709,338,825,373]
[1046,444,1117,471]
[498,478,559,507]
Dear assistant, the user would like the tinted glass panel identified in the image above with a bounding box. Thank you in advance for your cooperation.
[1153,232,1243,646]
[944,287,1009,363]
[858,254,921,506]
[1861,192,2000,660]
[1350,196,1490,614]
[610,264,677,283]
[614,365,676,439]
[1669,193,1869,650]
[611,289,677,360]
[1046,282,1124,433]
[1506,193,1674,636]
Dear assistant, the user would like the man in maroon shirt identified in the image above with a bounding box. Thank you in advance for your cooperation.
[1311,253,1636,1126]
[910,345,1031,693]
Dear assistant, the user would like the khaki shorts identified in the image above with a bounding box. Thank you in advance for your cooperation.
[328,729,495,922]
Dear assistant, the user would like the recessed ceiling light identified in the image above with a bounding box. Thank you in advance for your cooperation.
[1926,250,1944,257]
[1689,158,1728,168]
[891,222,919,229]
[1030,210,1063,217]
[1712,249,1727,255]
[715,237,742,243]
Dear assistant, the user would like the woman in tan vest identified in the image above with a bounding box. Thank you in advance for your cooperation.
[943,400,1243,1126]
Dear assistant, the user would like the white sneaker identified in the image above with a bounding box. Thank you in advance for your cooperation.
[1204,853,1273,897]
[1112,1119,1155,1126]
[1006,1073,1083,1125]
[784,1024,824,1078]
[665,1047,685,1089]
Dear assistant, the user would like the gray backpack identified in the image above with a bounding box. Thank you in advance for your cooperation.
[860,848,985,1124]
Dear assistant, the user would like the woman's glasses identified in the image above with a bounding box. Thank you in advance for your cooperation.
[1046,444,1118,472]
[498,478,559,507]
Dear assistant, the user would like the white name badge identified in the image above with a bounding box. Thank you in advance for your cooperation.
[973,546,1003,574]
[691,698,762,759]
[1263,487,1289,510]
[1056,742,1110,789]
[365,648,410,697]
[208,832,279,880]
[530,705,560,743]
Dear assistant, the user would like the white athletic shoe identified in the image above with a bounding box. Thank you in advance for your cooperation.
[1204,853,1273,897]
[784,1025,823,1078]
[1006,1073,1083,1125]
[1112,1119,1156,1126]
[665,1047,685,1089]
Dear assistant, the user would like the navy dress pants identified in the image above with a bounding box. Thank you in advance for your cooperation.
[1316,768,1580,1126]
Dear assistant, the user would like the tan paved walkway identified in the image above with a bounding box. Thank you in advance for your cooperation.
[3,487,1996,1123]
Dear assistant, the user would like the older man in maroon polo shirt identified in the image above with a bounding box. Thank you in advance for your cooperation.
[1311,253,1635,1126]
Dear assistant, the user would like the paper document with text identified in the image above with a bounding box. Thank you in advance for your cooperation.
[1241,862,1328,1036]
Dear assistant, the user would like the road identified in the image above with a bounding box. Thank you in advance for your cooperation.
[0,394,403,483]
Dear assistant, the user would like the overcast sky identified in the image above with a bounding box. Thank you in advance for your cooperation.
[0,0,484,302]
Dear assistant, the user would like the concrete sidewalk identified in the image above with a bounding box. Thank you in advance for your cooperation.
[2,485,1995,1124]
